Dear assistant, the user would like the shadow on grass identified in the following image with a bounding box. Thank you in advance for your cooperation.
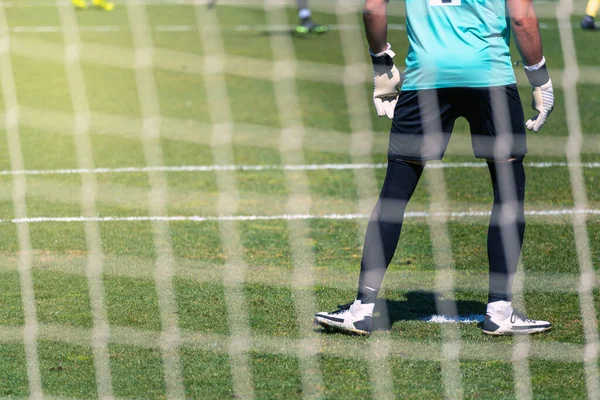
[315,291,486,335]
[372,291,486,331]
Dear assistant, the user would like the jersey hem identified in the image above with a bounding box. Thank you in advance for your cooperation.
[401,79,518,91]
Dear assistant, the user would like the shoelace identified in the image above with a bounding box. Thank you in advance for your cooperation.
[330,303,352,315]
[510,309,535,324]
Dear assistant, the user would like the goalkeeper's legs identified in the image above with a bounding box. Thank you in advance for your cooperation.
[463,86,551,334]
[315,89,456,335]
[486,158,526,305]
[581,0,599,29]
[356,159,424,304]
[314,159,423,335]
[483,155,552,335]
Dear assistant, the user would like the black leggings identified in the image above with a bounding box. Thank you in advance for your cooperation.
[357,157,526,304]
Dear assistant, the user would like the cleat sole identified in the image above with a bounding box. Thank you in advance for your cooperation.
[314,317,371,336]
[483,325,552,336]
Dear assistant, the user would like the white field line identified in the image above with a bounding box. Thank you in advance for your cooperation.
[2,161,600,176]
[1,22,566,34]
[2,23,405,33]
[2,209,600,224]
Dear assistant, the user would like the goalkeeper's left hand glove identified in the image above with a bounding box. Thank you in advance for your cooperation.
[371,43,403,119]
[524,57,554,132]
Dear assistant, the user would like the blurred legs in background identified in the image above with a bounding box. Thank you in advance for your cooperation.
[581,0,599,29]
[72,0,115,11]
[296,0,329,34]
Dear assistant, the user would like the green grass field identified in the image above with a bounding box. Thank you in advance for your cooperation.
[0,0,600,399]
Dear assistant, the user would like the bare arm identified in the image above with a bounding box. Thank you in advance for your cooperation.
[507,0,543,66]
[363,0,389,54]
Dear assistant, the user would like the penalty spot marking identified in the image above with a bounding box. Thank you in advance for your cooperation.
[422,315,485,324]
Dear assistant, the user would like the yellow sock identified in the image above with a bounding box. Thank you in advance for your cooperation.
[72,0,87,9]
[586,0,600,18]
[92,0,114,11]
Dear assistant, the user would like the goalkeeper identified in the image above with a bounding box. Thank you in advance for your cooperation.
[581,0,599,29]
[72,0,114,11]
[315,0,554,336]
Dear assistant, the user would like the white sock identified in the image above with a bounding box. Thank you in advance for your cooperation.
[298,8,311,19]
[486,300,512,318]
[351,299,375,316]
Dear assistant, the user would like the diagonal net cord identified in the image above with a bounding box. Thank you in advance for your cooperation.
[124,3,186,399]
[0,4,44,399]
[195,5,255,399]
[557,1,600,398]
[263,3,324,398]
[56,2,114,399]
[335,2,394,398]
[416,90,464,400]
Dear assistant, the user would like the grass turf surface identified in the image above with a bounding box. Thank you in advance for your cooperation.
[0,1,599,399]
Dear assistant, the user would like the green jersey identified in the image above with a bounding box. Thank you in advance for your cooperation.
[402,0,516,90]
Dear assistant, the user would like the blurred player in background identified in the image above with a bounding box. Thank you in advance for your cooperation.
[581,0,599,29]
[296,0,329,34]
[315,0,554,336]
[206,0,328,33]
[72,0,114,11]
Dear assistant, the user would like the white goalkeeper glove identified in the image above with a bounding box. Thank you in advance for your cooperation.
[370,43,403,119]
[524,57,554,132]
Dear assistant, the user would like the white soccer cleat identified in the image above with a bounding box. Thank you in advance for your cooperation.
[314,300,373,335]
[483,308,552,336]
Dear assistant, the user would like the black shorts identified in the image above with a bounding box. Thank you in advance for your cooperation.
[388,84,527,161]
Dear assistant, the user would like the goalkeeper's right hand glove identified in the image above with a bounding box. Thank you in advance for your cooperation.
[371,43,403,119]
[524,57,554,132]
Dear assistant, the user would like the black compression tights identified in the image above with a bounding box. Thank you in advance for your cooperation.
[486,157,526,303]
[356,157,526,304]
[357,159,424,304]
